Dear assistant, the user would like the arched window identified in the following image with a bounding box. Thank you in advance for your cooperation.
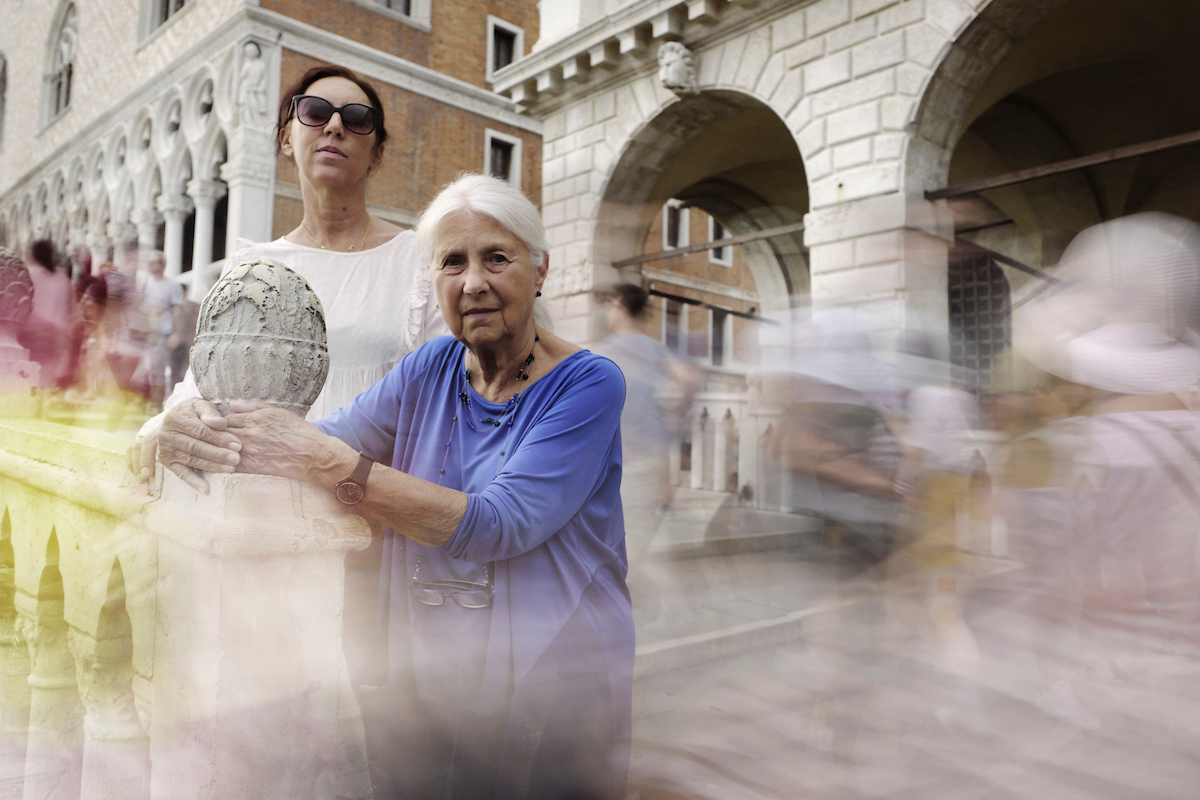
[43,3,77,124]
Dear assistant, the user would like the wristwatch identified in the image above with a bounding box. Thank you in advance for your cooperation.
[335,454,374,505]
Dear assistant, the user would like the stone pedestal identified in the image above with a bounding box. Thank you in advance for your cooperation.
[146,471,371,800]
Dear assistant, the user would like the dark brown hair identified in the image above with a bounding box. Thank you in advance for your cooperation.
[276,65,389,156]
[611,283,650,318]
[29,239,56,270]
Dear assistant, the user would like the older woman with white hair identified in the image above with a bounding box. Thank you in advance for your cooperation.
[168,173,634,798]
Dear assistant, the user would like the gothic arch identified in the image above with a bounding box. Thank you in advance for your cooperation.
[39,0,79,127]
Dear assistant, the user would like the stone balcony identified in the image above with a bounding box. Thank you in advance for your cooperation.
[0,416,370,800]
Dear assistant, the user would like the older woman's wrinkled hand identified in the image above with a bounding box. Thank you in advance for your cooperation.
[156,398,243,494]
[225,400,355,484]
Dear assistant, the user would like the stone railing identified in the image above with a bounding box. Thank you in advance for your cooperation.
[0,416,370,800]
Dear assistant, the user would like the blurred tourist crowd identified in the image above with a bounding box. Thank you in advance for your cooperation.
[8,238,194,430]
[601,211,1200,795]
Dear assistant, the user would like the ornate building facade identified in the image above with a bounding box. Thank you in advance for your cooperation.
[0,0,542,300]
[495,0,1200,503]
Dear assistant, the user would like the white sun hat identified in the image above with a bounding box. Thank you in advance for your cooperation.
[1013,212,1200,395]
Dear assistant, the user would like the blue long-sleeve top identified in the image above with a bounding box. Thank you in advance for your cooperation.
[316,335,632,717]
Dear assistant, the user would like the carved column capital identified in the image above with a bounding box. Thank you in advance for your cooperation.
[156,193,193,221]
[130,206,161,249]
[86,229,111,254]
[128,207,161,229]
[186,178,227,209]
[106,221,136,248]
[17,614,77,691]
[68,628,145,741]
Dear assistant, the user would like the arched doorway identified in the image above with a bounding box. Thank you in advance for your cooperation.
[912,0,1200,387]
[595,90,809,496]
[597,90,808,315]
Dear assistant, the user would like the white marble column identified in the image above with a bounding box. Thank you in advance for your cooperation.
[16,613,85,800]
[689,408,707,491]
[106,221,137,272]
[130,208,160,254]
[85,229,111,269]
[156,195,193,279]
[0,566,31,789]
[712,407,728,494]
[186,179,226,301]
[220,126,276,260]
[69,630,149,800]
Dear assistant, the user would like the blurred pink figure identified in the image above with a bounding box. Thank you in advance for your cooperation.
[19,239,80,390]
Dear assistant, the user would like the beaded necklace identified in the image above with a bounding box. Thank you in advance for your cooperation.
[420,335,539,599]
[436,334,539,484]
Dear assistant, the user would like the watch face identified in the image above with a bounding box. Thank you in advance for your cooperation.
[337,481,365,504]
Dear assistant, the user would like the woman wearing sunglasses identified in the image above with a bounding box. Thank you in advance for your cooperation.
[163,174,634,800]
[134,64,447,486]
[134,65,448,800]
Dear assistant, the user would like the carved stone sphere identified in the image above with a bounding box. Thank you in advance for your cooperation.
[0,248,34,328]
[191,258,329,417]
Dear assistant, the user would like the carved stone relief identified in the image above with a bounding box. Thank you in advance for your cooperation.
[237,40,268,128]
[0,247,40,393]
[658,42,698,96]
[191,259,329,417]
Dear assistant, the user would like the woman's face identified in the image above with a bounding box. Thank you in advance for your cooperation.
[279,76,381,190]
[431,211,546,352]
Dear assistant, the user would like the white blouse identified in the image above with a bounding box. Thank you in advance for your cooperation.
[165,230,447,421]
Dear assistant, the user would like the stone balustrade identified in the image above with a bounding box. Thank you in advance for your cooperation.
[0,417,370,800]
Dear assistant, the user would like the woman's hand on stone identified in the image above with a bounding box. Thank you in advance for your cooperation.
[156,398,243,494]
[129,414,164,485]
[225,400,351,484]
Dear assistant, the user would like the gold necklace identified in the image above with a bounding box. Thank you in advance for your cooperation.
[301,215,373,252]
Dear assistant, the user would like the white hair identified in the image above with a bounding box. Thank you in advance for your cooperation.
[415,173,548,268]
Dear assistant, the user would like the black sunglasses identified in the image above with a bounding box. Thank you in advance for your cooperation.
[290,95,377,136]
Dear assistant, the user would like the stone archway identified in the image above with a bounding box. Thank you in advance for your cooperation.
[905,0,1200,386]
[594,89,809,318]
[904,0,1073,195]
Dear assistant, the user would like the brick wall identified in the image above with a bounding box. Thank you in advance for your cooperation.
[273,50,542,238]
[431,0,541,88]
[262,0,540,90]
[262,0,432,66]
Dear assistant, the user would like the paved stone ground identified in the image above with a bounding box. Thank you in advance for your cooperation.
[625,540,1200,800]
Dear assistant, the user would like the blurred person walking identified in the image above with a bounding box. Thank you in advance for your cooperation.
[597,284,697,619]
[997,212,1200,730]
[131,250,184,409]
[19,239,80,393]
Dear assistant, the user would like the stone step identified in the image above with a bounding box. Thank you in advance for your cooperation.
[648,488,823,559]
[633,595,860,680]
